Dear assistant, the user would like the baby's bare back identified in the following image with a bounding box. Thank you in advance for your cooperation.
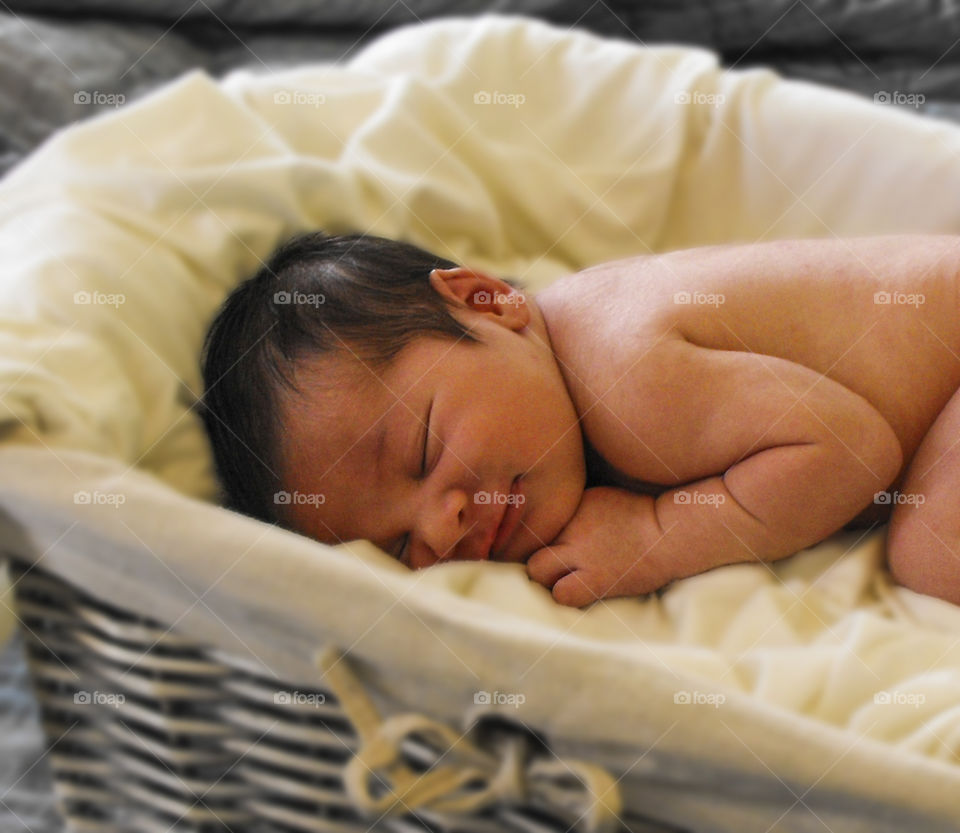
[538,234,960,503]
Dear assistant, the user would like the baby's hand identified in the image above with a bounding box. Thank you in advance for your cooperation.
[525,487,670,607]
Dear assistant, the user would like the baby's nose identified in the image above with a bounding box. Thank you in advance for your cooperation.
[419,488,473,561]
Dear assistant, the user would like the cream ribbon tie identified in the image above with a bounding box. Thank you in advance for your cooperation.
[316,646,623,833]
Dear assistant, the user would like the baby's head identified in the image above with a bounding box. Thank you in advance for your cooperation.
[200,231,585,568]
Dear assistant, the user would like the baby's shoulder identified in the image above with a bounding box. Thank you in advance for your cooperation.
[537,257,681,374]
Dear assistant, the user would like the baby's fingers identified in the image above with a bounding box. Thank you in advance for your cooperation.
[527,548,606,607]
[551,571,604,608]
[525,545,575,589]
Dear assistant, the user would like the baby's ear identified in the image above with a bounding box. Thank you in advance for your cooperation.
[429,266,529,329]
[428,266,494,303]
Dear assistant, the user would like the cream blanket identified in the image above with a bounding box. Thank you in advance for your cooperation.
[1,14,960,831]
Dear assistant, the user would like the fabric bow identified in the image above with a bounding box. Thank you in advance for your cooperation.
[316,646,623,833]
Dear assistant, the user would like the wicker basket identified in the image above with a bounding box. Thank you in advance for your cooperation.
[8,558,632,833]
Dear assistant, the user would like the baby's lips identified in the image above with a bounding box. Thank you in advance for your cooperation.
[490,475,524,558]
[476,506,505,561]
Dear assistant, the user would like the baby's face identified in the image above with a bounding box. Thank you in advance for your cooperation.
[277,267,586,568]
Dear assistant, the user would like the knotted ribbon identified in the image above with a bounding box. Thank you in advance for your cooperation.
[316,646,622,832]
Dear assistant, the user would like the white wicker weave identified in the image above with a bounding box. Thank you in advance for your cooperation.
[9,559,645,833]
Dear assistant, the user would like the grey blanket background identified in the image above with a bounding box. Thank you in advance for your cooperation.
[2,1,959,831]
[3,0,960,181]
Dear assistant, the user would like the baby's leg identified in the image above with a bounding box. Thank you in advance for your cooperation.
[887,384,960,605]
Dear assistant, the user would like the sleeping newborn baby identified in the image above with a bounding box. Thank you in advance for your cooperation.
[200,231,960,608]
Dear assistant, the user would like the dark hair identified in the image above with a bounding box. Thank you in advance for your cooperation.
[199,230,519,528]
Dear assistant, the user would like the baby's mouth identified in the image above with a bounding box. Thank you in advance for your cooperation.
[490,475,524,560]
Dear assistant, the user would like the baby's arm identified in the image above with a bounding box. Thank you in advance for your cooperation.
[527,338,904,607]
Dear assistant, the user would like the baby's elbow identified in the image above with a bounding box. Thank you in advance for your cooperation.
[880,416,904,486]
[855,417,903,495]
